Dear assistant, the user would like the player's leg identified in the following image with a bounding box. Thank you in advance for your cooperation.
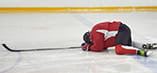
[115,44,151,57]
[115,24,132,46]
[133,41,157,49]
[115,24,151,57]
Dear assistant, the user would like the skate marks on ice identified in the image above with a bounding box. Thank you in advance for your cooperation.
[0,52,22,73]
[133,55,157,73]
[70,14,93,28]
[0,13,157,73]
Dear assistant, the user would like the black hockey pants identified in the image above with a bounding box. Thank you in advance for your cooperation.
[115,23,132,46]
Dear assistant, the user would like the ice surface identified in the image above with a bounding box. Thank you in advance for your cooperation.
[0,12,157,73]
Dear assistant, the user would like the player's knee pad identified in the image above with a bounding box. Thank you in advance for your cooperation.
[115,44,124,55]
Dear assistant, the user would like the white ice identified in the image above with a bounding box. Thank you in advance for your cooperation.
[0,12,157,73]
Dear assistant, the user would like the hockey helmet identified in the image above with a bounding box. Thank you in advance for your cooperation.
[83,31,93,45]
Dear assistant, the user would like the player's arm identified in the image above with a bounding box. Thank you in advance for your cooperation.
[90,32,105,52]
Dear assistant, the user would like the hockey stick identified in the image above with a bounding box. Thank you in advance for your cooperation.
[2,43,81,52]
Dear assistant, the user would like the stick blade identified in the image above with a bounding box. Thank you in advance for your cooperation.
[2,44,20,52]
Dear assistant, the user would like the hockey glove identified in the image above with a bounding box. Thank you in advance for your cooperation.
[81,43,91,51]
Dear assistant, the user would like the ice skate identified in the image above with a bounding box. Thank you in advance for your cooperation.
[142,43,157,49]
[137,50,153,57]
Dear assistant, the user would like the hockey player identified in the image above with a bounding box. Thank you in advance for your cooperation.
[81,21,156,57]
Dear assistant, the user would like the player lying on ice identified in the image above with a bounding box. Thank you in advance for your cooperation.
[81,21,157,57]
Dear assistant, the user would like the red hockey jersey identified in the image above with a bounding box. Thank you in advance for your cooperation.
[89,21,121,52]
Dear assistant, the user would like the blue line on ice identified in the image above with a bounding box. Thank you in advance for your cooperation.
[0,52,22,73]
[133,54,157,73]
